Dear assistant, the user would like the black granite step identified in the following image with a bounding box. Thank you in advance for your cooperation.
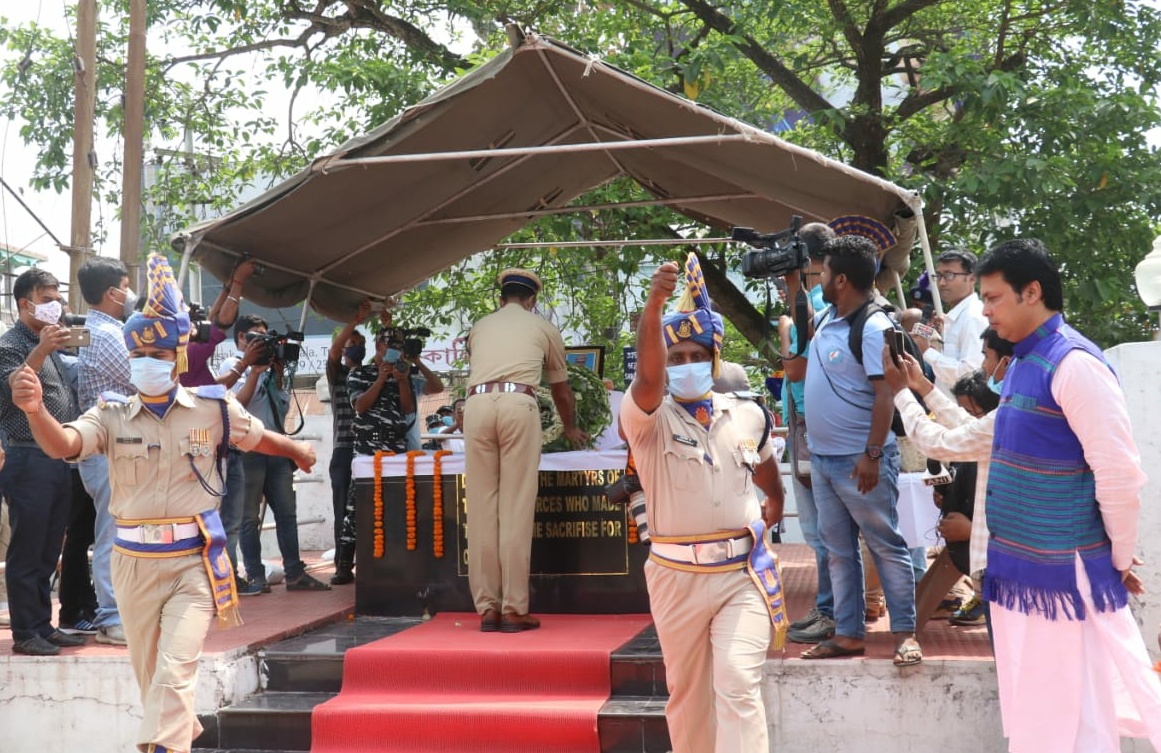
[196,615,670,753]
[262,616,422,692]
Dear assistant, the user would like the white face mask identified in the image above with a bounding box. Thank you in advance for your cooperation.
[129,357,176,396]
[31,299,62,325]
[113,287,138,321]
[666,362,714,401]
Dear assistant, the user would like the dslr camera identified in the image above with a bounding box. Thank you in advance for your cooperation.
[604,473,650,544]
[390,326,432,359]
[733,215,808,280]
[187,303,212,344]
[244,329,304,366]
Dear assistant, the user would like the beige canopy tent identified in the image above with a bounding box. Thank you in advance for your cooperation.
[173,27,939,325]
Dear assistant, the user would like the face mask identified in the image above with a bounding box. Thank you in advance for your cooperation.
[383,347,402,364]
[666,362,714,401]
[130,357,176,396]
[113,288,138,321]
[32,300,62,325]
[986,356,1010,396]
[344,345,365,364]
[442,415,456,427]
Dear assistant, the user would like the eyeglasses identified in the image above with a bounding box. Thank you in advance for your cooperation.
[934,271,972,283]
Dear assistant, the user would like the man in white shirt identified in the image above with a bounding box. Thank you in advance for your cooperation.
[913,249,989,394]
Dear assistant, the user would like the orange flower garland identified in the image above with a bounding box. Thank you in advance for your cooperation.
[626,506,638,544]
[431,450,452,558]
[372,450,396,558]
[405,450,425,550]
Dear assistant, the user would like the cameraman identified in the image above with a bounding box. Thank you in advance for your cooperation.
[330,327,417,584]
[218,315,330,593]
[381,319,445,449]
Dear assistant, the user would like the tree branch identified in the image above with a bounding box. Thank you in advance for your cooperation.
[675,0,835,116]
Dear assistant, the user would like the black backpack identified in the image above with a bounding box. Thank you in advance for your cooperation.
[817,299,933,436]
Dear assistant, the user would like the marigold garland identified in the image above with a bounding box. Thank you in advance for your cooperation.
[372,450,396,558]
[626,507,638,544]
[404,450,425,550]
[431,450,452,558]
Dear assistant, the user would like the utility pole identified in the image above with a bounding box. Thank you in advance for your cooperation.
[119,0,147,289]
[67,0,98,312]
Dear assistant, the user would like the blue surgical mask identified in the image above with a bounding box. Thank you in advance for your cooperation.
[442,415,456,427]
[384,347,402,364]
[987,374,1003,396]
[666,362,714,401]
[130,357,176,396]
[344,345,365,364]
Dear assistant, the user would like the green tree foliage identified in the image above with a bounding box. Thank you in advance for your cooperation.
[2,0,1159,355]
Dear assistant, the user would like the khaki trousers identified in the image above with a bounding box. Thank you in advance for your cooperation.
[464,392,542,615]
[113,550,216,753]
[644,559,772,753]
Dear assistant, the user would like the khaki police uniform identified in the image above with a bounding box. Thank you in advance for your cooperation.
[464,302,568,616]
[620,390,774,753]
[65,387,264,753]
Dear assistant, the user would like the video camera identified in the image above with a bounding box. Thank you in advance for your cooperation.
[187,303,212,344]
[244,328,304,366]
[732,215,808,280]
[386,326,432,359]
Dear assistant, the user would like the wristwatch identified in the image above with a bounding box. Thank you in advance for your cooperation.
[864,445,884,460]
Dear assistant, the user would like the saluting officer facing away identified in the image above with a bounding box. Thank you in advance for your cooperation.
[464,268,587,633]
[8,254,316,753]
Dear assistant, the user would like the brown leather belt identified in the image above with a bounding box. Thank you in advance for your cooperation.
[468,381,537,398]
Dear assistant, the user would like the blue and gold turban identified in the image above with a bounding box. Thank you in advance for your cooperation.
[662,252,724,377]
[123,253,192,374]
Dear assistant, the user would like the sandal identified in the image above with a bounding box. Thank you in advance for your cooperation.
[286,573,332,591]
[894,637,923,666]
[800,639,866,660]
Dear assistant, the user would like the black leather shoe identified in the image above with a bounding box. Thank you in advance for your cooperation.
[330,568,354,586]
[46,629,88,647]
[12,635,61,656]
[500,613,541,633]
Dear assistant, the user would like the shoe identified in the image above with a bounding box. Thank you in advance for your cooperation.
[96,625,128,646]
[499,613,540,633]
[59,617,99,635]
[949,595,986,626]
[929,597,963,621]
[787,616,836,644]
[237,578,266,597]
[480,609,500,633]
[865,590,886,622]
[46,629,87,648]
[789,607,824,632]
[800,639,865,660]
[893,636,923,666]
[330,567,354,586]
[286,573,331,591]
[12,635,60,656]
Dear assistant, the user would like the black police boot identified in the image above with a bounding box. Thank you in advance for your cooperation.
[330,542,355,585]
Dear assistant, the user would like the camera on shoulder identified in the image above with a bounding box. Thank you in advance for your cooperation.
[187,303,212,343]
[390,326,432,359]
[732,215,808,280]
[244,329,305,366]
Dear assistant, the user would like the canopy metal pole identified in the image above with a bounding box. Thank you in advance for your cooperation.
[317,134,753,171]
[416,193,758,227]
[298,278,317,333]
[907,195,943,316]
[176,236,197,290]
[492,237,732,250]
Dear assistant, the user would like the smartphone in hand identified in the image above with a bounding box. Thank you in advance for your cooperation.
[888,329,905,362]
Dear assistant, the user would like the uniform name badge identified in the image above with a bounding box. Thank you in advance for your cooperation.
[189,428,214,458]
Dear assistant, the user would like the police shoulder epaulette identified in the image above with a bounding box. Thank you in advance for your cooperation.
[98,391,131,408]
[193,384,228,401]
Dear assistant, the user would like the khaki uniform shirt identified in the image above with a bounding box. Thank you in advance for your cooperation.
[620,391,772,537]
[64,387,265,521]
[467,303,569,387]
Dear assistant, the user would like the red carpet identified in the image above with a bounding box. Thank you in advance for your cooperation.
[310,613,654,753]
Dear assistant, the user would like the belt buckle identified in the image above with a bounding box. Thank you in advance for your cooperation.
[501,383,515,393]
[692,540,729,565]
[141,524,173,544]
